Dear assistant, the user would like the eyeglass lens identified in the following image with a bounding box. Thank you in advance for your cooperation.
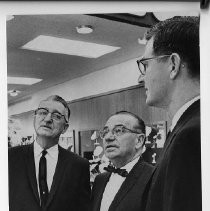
[36,108,62,121]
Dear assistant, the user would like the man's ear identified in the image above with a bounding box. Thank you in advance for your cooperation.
[62,123,69,134]
[169,53,182,80]
[135,134,145,149]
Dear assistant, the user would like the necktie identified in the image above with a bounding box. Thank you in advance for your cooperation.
[39,150,49,207]
[104,165,128,177]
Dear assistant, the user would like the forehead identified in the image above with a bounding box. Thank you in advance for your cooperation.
[143,37,154,58]
[39,100,66,113]
[105,114,137,129]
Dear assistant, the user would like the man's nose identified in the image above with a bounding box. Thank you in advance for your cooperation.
[43,113,53,122]
[104,132,115,142]
[138,74,145,84]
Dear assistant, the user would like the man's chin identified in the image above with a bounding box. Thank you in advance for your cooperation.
[105,151,118,160]
[37,131,53,137]
[145,98,152,106]
[145,96,155,106]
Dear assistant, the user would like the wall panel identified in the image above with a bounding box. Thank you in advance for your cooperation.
[68,85,169,132]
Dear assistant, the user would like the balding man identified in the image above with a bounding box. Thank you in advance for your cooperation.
[9,95,91,211]
[91,111,154,211]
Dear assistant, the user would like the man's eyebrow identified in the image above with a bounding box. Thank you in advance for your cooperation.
[38,107,48,110]
[39,107,62,114]
[114,124,125,127]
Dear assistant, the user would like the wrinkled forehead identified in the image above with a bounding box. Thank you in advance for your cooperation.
[105,114,137,129]
[38,100,68,119]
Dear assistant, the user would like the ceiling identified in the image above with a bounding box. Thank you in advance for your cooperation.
[7,13,159,105]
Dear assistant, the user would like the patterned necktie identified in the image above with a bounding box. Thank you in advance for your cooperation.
[39,150,49,207]
[104,165,128,177]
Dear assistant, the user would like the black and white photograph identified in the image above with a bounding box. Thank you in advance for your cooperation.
[1,1,209,210]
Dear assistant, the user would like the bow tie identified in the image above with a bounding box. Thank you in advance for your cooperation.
[104,165,128,177]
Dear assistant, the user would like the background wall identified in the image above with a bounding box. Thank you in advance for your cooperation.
[10,85,170,154]
[8,58,140,116]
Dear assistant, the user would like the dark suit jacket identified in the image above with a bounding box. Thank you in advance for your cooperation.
[91,158,154,211]
[9,143,91,211]
[146,100,201,211]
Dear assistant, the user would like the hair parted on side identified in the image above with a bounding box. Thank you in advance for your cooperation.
[44,95,70,121]
[145,16,200,78]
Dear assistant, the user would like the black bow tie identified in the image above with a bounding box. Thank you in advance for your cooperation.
[104,165,128,177]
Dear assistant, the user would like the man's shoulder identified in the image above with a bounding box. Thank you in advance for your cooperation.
[8,144,32,155]
[177,110,200,137]
[58,146,89,165]
[141,161,154,172]
[134,160,154,182]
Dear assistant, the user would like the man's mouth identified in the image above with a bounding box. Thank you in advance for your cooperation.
[41,125,52,129]
[106,145,118,150]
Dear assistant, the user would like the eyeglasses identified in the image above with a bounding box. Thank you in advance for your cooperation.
[35,108,68,123]
[99,125,144,139]
[136,54,171,76]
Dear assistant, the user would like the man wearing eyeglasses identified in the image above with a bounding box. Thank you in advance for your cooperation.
[137,17,201,211]
[9,95,91,211]
[91,111,154,211]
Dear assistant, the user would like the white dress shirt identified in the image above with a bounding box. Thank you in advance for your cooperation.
[34,141,59,195]
[170,95,200,131]
[100,156,140,211]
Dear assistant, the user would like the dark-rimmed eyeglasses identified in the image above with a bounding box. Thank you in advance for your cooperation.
[99,125,144,139]
[35,108,68,123]
[136,55,171,76]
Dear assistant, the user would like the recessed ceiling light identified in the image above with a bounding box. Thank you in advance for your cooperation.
[8,90,21,97]
[76,25,93,34]
[21,35,120,58]
[8,77,42,85]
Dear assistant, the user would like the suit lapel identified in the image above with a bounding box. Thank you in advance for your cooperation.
[24,143,40,204]
[45,146,69,208]
[93,172,111,211]
[108,158,146,211]
[157,100,200,167]
[165,100,200,156]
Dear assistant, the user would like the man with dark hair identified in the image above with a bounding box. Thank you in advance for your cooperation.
[9,95,91,211]
[91,111,154,211]
[137,16,201,211]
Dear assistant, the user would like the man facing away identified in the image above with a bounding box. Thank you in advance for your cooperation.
[136,16,201,211]
[9,95,91,211]
[91,111,154,211]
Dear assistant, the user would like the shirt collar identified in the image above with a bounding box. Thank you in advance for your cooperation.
[121,156,140,173]
[34,140,59,160]
[170,95,200,131]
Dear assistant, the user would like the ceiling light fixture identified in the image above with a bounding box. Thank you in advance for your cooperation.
[8,90,21,97]
[21,35,120,58]
[8,77,42,85]
[76,25,93,34]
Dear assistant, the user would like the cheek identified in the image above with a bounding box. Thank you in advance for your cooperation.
[120,138,135,152]
[56,123,66,133]
[34,118,40,129]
